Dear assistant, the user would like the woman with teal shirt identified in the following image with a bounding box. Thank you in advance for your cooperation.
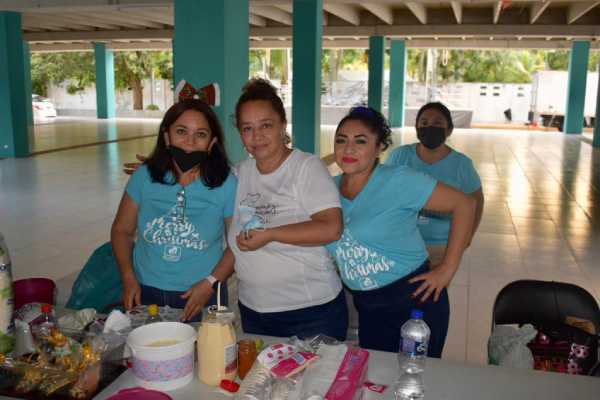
[386,102,484,264]
[326,106,475,355]
[112,95,237,322]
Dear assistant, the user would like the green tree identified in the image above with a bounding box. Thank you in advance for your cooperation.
[115,51,172,110]
[31,50,172,110]
[31,52,95,96]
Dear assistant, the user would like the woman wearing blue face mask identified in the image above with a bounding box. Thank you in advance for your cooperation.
[386,102,484,264]
[111,92,237,322]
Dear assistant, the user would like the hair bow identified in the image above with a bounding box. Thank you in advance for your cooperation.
[175,80,220,106]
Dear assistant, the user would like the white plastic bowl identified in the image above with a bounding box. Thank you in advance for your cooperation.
[126,322,196,391]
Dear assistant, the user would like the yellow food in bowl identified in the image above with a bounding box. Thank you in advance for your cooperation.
[146,339,181,347]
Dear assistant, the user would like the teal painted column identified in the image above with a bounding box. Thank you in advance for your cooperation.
[368,36,385,112]
[292,0,323,155]
[388,40,407,127]
[0,12,30,157]
[593,65,600,147]
[94,43,116,119]
[174,0,248,163]
[564,41,590,134]
[23,42,33,127]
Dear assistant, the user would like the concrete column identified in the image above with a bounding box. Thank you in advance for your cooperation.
[174,0,248,163]
[593,64,600,147]
[23,42,33,127]
[0,12,30,157]
[388,40,407,127]
[292,0,323,155]
[367,36,385,112]
[564,40,590,134]
[94,43,116,119]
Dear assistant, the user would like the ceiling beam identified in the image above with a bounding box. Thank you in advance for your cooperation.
[362,3,394,25]
[33,37,600,53]
[323,3,360,25]
[251,5,292,25]
[36,13,121,30]
[273,4,292,13]
[251,38,600,50]
[23,15,96,31]
[252,23,600,38]
[249,14,267,27]
[405,2,427,25]
[567,1,600,24]
[24,29,173,41]
[96,10,165,28]
[530,1,551,24]
[493,1,502,24]
[120,8,173,26]
[0,0,171,12]
[22,23,600,43]
[450,1,462,24]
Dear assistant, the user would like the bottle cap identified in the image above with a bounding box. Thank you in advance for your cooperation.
[41,304,52,314]
[148,304,159,316]
[219,379,240,393]
[410,309,423,319]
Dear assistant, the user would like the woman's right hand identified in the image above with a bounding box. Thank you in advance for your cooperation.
[123,154,147,175]
[123,276,141,310]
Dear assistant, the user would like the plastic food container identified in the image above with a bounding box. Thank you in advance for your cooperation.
[126,322,196,391]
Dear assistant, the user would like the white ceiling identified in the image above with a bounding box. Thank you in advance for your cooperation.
[1,0,599,51]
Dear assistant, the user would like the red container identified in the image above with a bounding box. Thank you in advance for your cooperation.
[13,278,56,310]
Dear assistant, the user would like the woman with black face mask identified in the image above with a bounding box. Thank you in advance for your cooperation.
[111,83,237,322]
[386,102,484,265]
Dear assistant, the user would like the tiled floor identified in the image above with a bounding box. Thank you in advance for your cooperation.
[1,120,599,366]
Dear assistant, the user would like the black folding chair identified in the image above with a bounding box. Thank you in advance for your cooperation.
[491,279,600,376]
[491,279,600,334]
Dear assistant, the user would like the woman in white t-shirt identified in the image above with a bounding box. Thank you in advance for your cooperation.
[229,79,348,340]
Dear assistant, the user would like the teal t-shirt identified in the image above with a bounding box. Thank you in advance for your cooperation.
[125,165,237,291]
[326,164,437,291]
[386,143,481,245]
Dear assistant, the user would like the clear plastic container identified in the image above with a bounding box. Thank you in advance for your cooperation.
[398,309,430,374]
[394,372,425,400]
[0,233,15,353]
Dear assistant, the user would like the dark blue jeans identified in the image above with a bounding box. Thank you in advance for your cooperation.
[239,290,348,341]
[140,283,227,322]
[350,261,450,357]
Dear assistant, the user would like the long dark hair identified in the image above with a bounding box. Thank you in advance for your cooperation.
[145,99,231,188]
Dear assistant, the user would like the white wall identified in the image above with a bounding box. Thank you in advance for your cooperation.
[46,76,532,124]
[47,79,174,111]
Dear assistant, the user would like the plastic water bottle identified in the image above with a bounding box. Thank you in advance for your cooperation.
[394,372,425,400]
[0,234,15,353]
[398,309,430,374]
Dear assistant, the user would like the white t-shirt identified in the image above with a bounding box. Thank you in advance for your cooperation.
[228,149,343,313]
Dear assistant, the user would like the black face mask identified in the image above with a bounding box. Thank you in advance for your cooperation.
[417,126,447,150]
[168,146,209,172]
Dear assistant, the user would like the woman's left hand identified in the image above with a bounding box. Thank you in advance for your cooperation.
[236,229,273,251]
[408,263,457,303]
[180,280,214,321]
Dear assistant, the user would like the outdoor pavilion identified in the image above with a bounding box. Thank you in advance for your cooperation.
[2,0,600,161]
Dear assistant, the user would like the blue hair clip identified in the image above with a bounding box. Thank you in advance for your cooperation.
[351,106,376,118]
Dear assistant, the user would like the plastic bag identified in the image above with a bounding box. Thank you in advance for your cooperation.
[66,242,123,313]
[488,324,537,369]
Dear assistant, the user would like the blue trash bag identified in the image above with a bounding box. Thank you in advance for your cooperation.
[66,242,123,313]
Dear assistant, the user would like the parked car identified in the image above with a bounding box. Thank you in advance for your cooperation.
[32,94,57,119]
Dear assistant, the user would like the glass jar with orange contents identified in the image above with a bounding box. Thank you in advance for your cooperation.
[238,339,258,380]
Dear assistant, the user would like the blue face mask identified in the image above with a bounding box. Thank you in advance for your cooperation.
[417,126,446,150]
[169,145,209,172]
